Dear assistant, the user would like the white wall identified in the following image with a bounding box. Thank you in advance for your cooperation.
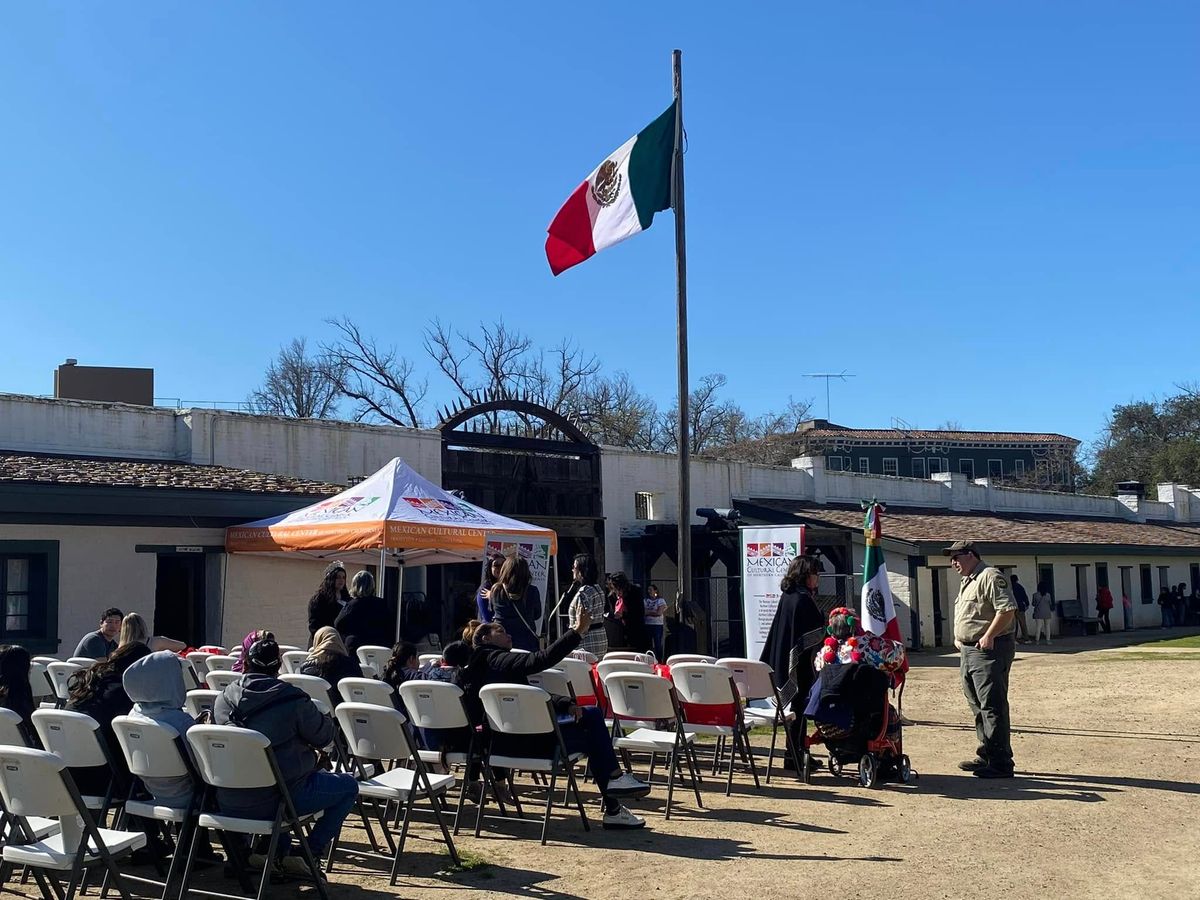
[222,554,332,650]
[0,395,182,460]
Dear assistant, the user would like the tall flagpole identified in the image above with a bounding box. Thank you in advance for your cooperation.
[672,49,692,629]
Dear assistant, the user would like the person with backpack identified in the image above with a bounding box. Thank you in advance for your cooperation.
[212,635,357,877]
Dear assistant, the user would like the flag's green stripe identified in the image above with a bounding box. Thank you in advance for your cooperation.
[628,101,676,230]
[863,543,883,581]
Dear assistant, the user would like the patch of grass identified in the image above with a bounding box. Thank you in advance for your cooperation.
[439,849,492,876]
[1094,652,1200,662]
[1134,634,1200,649]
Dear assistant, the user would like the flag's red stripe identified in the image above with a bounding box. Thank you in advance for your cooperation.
[545,181,595,276]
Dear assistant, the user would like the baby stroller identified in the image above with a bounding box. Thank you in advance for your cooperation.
[799,662,912,788]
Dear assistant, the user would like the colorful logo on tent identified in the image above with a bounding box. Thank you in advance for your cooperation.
[744,542,799,571]
[401,496,488,523]
[295,496,381,522]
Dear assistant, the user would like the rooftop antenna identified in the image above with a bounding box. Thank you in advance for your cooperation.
[803,371,856,420]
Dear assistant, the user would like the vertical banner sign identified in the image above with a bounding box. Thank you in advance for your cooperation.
[482,534,553,631]
[740,525,806,661]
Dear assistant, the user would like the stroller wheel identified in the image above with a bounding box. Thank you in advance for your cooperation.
[899,754,913,784]
[800,750,813,784]
[859,753,878,788]
[828,755,843,777]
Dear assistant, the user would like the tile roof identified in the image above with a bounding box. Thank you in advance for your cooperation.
[0,452,343,496]
[802,428,1077,445]
[746,498,1200,551]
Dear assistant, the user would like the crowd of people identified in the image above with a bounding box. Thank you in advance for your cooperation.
[1157,582,1200,628]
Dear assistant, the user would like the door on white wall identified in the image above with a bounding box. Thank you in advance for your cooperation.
[154,554,207,647]
[931,567,946,647]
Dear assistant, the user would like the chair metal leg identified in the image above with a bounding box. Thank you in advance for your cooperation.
[286,816,329,900]
[565,767,590,832]
[664,748,677,820]
[766,718,779,783]
[255,818,284,900]
[540,773,557,845]
[426,788,460,866]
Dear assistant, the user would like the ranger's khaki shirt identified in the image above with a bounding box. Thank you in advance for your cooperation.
[954,564,1017,643]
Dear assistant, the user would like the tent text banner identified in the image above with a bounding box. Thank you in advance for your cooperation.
[741,525,806,662]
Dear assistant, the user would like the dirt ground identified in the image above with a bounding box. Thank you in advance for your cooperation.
[25,642,1200,900]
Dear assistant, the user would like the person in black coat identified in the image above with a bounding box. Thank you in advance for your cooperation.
[609,573,649,653]
[0,644,35,743]
[760,554,826,766]
[307,561,350,646]
[334,570,392,655]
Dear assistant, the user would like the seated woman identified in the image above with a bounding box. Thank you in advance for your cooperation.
[380,642,420,690]
[299,626,363,708]
[0,644,36,744]
[232,629,268,673]
[456,605,651,830]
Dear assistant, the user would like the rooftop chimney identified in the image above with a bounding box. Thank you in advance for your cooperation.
[1115,480,1145,499]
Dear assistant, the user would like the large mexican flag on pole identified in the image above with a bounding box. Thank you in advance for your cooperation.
[861,502,909,678]
[545,102,676,276]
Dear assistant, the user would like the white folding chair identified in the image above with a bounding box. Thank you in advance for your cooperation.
[228,648,243,658]
[526,668,574,701]
[671,663,761,795]
[279,674,334,715]
[276,645,301,654]
[45,662,83,708]
[397,681,478,834]
[0,746,146,900]
[203,655,237,675]
[477,684,590,845]
[554,657,599,707]
[280,651,309,676]
[0,708,61,849]
[417,654,441,667]
[181,726,329,900]
[31,710,123,825]
[337,677,396,708]
[184,690,220,719]
[604,672,703,819]
[568,649,598,665]
[197,646,227,655]
[32,656,60,666]
[595,658,653,680]
[602,651,654,664]
[666,654,716,665]
[334,703,459,881]
[111,716,202,900]
[29,660,55,705]
[67,657,99,668]
[357,646,390,679]
[717,657,796,782]
[185,653,214,679]
[204,671,242,692]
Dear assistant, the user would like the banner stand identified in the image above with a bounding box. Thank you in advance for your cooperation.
[740,525,806,661]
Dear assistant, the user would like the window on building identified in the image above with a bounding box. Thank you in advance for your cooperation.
[1191,563,1200,593]
[1074,564,1089,602]
[0,543,58,651]
[987,459,1003,479]
[1140,564,1154,604]
[1037,563,1054,599]
[1094,562,1108,590]
[959,459,975,479]
[827,456,846,472]
[858,457,870,474]
[1014,459,1026,478]
[882,458,898,477]
[1119,566,1132,604]
[634,492,653,521]
[911,458,927,479]
[1158,566,1170,591]
[928,458,944,475]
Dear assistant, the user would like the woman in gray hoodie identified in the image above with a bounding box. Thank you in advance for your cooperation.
[123,650,198,808]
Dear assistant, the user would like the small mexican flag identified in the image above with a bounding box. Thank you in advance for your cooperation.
[861,503,909,678]
[545,102,676,276]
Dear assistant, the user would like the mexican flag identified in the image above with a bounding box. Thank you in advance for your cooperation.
[861,503,909,677]
[545,102,676,276]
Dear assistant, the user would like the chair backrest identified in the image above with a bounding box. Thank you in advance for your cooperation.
[602,651,652,663]
[357,645,391,674]
[279,674,333,710]
[229,648,243,658]
[67,657,98,668]
[397,681,468,730]
[555,657,598,704]
[185,690,220,718]
[28,660,54,700]
[205,670,242,692]
[31,709,108,767]
[277,645,301,653]
[32,656,60,666]
[281,651,309,675]
[604,672,677,721]
[418,653,442,667]
[716,658,776,702]
[0,707,29,746]
[667,654,717,666]
[478,684,554,736]
[204,655,237,673]
[670,663,737,707]
[0,746,77,819]
[181,659,203,692]
[45,661,83,702]
[568,649,598,665]
[527,668,573,700]
[335,702,413,763]
[186,725,275,789]
[111,715,189,780]
[596,659,652,683]
[186,652,214,676]
[360,661,380,679]
[337,677,396,708]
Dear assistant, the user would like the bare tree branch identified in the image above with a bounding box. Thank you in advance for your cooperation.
[322,317,427,427]
[247,338,342,419]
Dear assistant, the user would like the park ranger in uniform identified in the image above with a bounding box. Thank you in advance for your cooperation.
[946,540,1016,778]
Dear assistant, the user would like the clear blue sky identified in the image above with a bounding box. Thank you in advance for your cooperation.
[2,3,1196,455]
